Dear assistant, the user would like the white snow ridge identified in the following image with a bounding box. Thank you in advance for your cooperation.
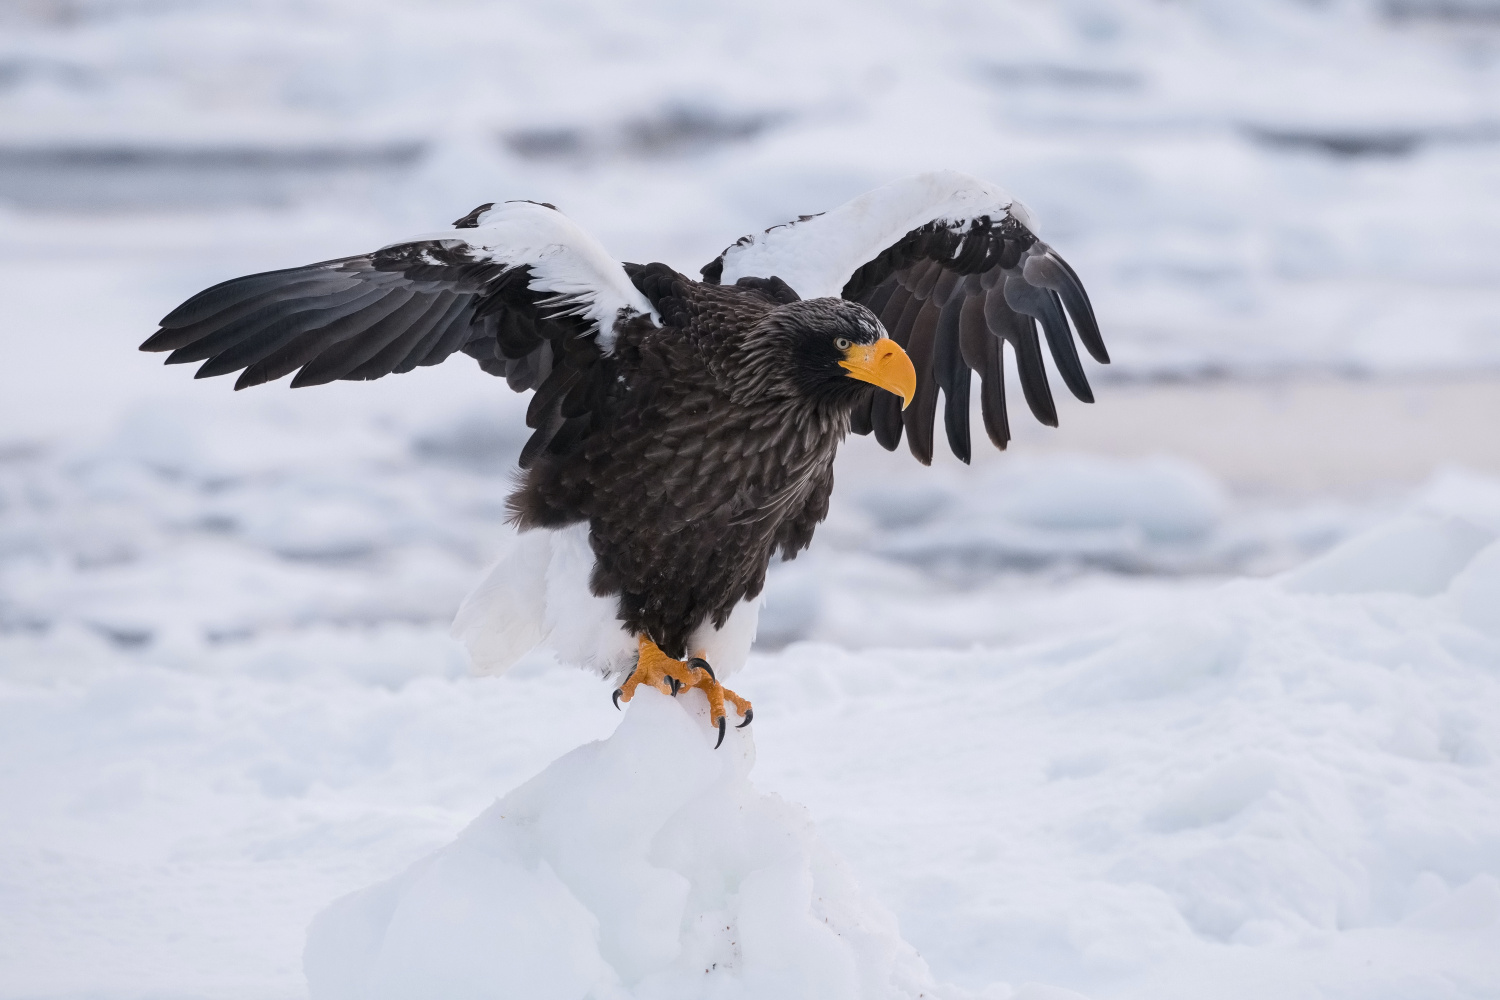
[304,688,992,1000]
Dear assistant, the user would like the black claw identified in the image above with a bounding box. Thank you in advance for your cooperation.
[688,657,715,680]
[713,716,727,749]
[612,688,622,710]
[669,677,682,696]
[736,706,753,728]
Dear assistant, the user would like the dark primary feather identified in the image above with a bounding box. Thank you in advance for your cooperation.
[840,214,1107,464]
[141,237,615,466]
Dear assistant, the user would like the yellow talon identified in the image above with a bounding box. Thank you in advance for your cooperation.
[614,637,753,743]
[616,636,697,704]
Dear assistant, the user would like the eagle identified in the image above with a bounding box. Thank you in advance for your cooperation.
[142,170,1107,746]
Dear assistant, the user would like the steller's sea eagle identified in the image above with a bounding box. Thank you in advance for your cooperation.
[143,171,1108,745]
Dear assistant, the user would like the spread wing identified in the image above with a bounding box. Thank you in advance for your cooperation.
[701,170,1107,464]
[141,200,658,467]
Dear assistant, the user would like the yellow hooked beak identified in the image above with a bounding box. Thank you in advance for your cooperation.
[838,337,916,409]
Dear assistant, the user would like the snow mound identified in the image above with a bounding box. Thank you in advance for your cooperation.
[1280,513,1494,596]
[304,688,966,1000]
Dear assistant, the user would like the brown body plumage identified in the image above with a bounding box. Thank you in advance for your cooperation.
[510,271,856,658]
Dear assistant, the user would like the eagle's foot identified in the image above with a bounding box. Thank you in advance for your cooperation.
[613,638,752,748]
[684,656,753,749]
[614,636,699,708]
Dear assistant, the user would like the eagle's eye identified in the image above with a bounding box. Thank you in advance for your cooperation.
[834,337,851,351]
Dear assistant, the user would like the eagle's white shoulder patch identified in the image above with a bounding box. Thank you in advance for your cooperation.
[715,170,1027,299]
[391,201,658,351]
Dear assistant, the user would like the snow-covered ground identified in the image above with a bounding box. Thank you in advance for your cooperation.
[2,1,1499,998]
[3,418,1499,998]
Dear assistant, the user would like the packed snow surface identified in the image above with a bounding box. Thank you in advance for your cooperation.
[2,404,1499,998]
[306,689,952,1000]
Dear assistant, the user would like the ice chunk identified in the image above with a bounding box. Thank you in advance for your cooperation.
[1403,875,1500,932]
[1449,540,1500,636]
[1144,755,1282,833]
[1280,514,1494,597]
[1416,469,1500,535]
[304,688,969,1000]
[995,456,1225,543]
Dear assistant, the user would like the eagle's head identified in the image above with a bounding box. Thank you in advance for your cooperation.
[734,297,916,410]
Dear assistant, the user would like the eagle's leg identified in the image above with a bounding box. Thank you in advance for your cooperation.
[614,635,699,708]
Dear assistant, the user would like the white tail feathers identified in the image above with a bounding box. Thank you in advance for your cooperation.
[451,522,766,682]
[450,523,637,678]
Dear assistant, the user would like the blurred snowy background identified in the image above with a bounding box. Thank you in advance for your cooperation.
[1,1,1499,998]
